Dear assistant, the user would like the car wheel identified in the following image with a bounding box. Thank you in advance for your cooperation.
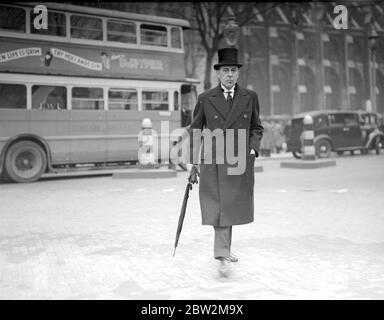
[315,139,332,158]
[336,151,344,156]
[292,151,302,159]
[4,140,47,183]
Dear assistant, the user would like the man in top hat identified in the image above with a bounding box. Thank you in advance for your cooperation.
[187,47,264,277]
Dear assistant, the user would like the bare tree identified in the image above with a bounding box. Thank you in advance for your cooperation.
[191,2,275,90]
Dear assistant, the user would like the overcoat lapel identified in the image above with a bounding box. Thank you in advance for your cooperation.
[223,86,250,130]
[208,86,231,121]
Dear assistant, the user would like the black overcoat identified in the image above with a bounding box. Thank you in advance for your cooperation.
[189,84,264,227]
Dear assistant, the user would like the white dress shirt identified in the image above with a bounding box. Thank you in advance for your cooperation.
[221,84,235,100]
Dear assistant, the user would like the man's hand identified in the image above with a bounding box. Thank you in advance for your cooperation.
[187,164,199,184]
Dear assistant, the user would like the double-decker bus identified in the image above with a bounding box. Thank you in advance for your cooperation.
[0,2,198,182]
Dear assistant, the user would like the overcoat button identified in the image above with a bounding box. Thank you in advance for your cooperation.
[244,114,248,118]
[214,115,218,119]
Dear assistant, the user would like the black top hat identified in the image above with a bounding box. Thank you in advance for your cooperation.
[213,47,243,70]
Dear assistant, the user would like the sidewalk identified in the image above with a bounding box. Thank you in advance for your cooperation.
[258,151,293,161]
[0,154,383,299]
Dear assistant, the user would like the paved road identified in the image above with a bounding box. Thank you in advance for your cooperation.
[1,153,384,299]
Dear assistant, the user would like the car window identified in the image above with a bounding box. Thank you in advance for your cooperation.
[291,118,303,130]
[344,114,358,126]
[362,114,371,125]
[370,114,377,124]
[314,115,327,129]
[328,114,345,125]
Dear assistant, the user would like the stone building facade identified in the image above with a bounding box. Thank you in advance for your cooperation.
[209,2,384,117]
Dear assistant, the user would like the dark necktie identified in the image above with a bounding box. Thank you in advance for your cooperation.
[225,91,233,108]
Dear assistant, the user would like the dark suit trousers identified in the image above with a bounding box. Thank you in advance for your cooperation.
[213,226,232,259]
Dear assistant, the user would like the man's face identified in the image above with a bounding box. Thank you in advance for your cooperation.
[217,65,239,89]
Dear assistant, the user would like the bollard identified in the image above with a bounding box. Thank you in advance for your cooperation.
[138,118,157,167]
[301,115,316,160]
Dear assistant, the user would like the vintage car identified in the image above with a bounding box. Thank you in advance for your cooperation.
[286,110,384,159]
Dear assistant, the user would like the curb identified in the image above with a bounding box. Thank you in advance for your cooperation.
[280,159,337,169]
[112,168,177,179]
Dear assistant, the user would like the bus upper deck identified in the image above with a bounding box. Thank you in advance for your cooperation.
[0,3,198,183]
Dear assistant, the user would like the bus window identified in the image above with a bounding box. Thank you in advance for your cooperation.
[0,5,26,33]
[171,27,181,49]
[107,20,136,44]
[32,85,67,110]
[140,24,167,47]
[72,87,104,110]
[30,10,66,37]
[174,91,179,111]
[0,84,26,109]
[70,15,103,40]
[108,89,138,110]
[142,91,168,110]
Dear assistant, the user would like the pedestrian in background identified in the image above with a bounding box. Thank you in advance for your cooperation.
[187,47,264,277]
[260,120,273,157]
[272,120,284,154]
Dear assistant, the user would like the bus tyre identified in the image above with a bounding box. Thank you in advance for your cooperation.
[4,141,47,183]
[315,139,331,158]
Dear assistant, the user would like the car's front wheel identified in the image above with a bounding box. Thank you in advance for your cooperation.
[315,139,332,158]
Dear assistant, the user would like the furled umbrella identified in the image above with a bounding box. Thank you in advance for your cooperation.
[173,166,199,257]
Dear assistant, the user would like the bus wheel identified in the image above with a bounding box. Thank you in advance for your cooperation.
[315,139,331,158]
[4,141,47,183]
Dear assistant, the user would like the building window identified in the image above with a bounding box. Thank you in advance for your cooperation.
[171,27,181,48]
[0,84,26,109]
[140,24,167,47]
[107,20,136,44]
[324,37,341,62]
[32,85,67,110]
[71,15,103,40]
[72,87,104,110]
[0,5,26,33]
[108,89,138,110]
[270,35,290,58]
[142,91,168,110]
[30,10,66,37]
